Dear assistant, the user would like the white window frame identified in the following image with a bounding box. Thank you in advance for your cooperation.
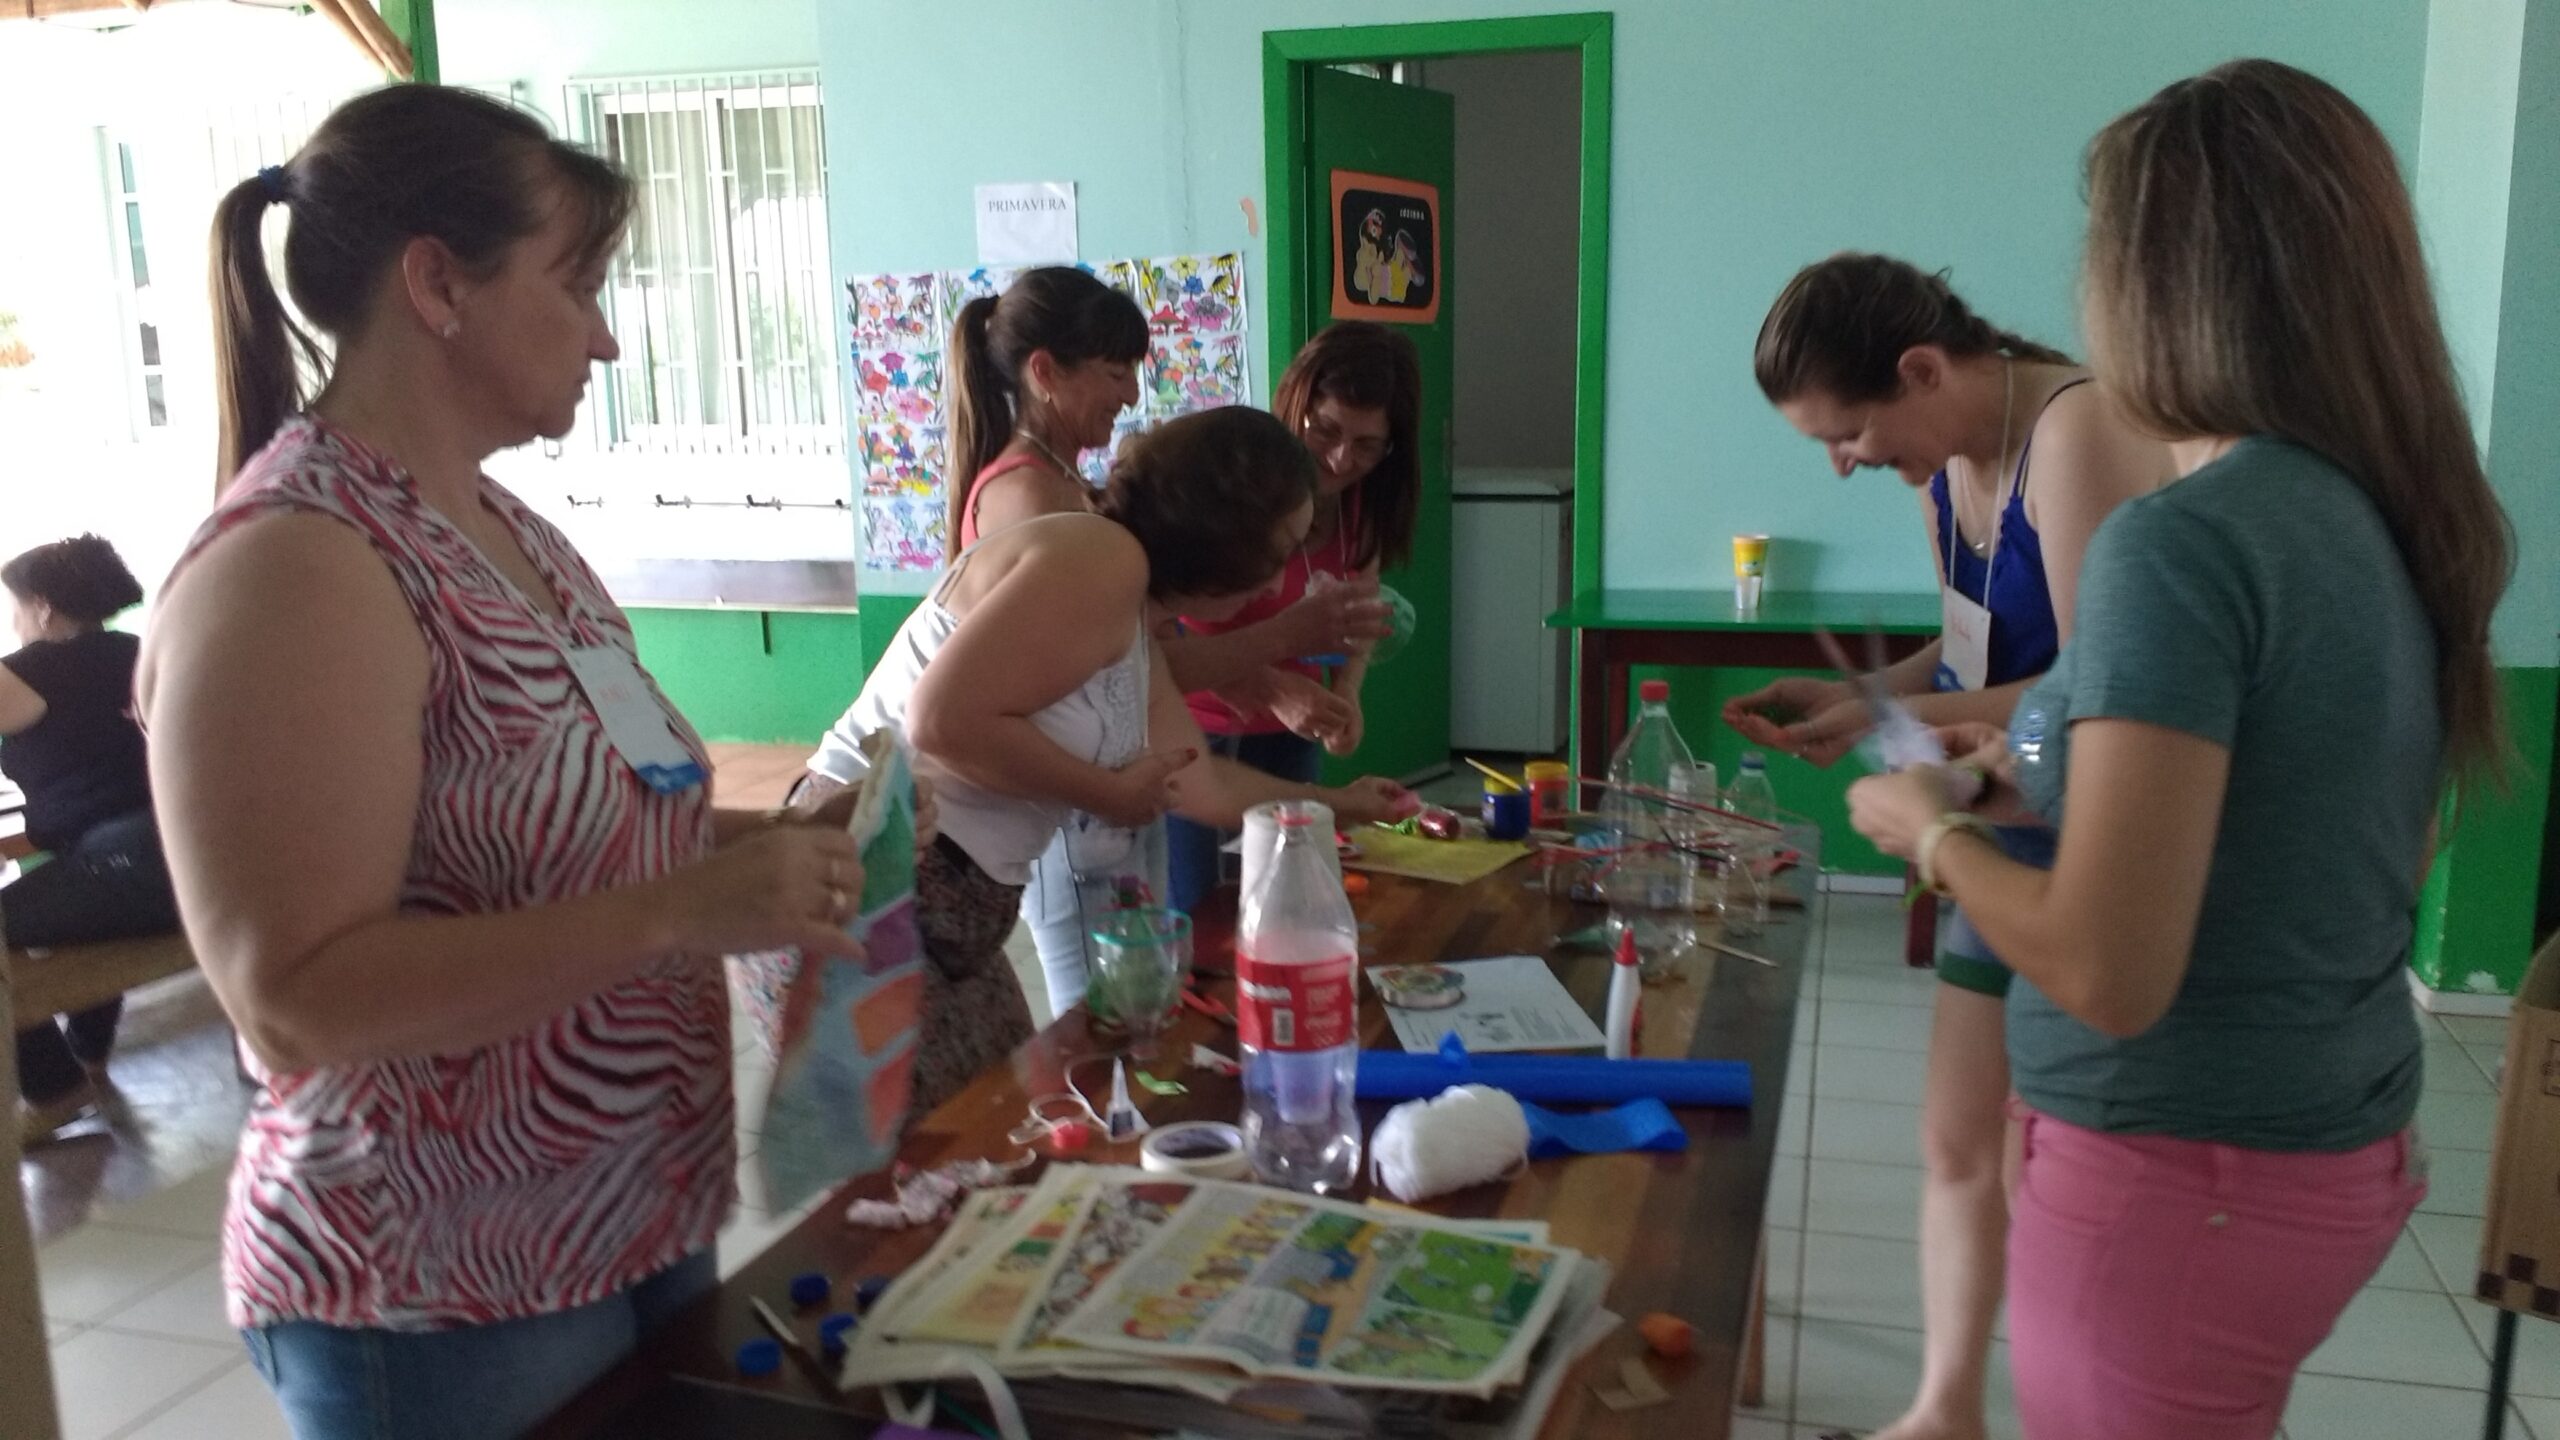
[102,132,167,437]
[565,72,840,458]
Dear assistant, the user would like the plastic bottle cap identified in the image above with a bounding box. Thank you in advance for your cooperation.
[1638,679,1671,702]
[735,1336,783,1377]
[1613,930,1640,967]
[1740,750,1766,768]
[818,1313,857,1357]
[854,1275,891,1311]
[788,1271,831,1309]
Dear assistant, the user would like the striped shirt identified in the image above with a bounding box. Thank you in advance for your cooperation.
[175,416,729,1331]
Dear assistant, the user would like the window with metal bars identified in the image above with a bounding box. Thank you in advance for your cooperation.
[565,72,840,457]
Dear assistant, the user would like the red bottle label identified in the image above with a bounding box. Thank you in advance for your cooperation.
[1234,951,1357,1053]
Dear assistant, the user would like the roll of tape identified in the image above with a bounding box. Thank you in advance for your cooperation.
[1140,1120,1250,1180]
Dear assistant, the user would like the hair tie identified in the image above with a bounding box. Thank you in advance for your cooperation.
[257,165,289,205]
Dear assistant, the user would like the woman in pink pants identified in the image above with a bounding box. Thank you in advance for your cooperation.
[1848,59,2513,1440]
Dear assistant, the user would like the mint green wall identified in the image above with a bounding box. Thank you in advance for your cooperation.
[2418,0,2525,447]
[821,0,2427,597]
[2482,0,2560,669]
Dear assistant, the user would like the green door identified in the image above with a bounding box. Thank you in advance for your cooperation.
[1300,66,1455,787]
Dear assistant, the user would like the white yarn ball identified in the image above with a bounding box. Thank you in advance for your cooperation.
[1370,1084,1530,1203]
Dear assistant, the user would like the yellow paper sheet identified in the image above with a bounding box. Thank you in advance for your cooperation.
[1343,828,1531,886]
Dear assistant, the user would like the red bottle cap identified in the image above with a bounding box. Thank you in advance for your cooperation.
[1614,930,1640,967]
[1639,679,1670,702]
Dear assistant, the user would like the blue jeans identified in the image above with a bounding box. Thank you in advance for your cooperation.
[242,1251,716,1440]
[1165,730,1323,914]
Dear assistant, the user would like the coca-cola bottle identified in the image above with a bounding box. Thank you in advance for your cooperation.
[1236,800,1361,1193]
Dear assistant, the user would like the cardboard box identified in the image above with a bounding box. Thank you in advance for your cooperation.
[2477,932,2560,1319]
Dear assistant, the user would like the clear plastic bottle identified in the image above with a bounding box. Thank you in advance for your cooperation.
[1721,750,1779,936]
[1237,800,1362,1194]
[1603,679,1713,966]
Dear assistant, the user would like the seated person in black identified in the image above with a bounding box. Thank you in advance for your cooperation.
[1,535,178,1147]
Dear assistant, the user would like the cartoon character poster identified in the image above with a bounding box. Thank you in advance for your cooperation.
[1330,170,1440,324]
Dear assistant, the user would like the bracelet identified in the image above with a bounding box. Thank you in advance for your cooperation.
[1915,812,1995,895]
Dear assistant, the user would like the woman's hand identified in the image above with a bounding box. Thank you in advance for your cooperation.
[1320,697,1365,758]
[1724,677,1851,753]
[1845,767,1966,860]
[1094,746,1200,829]
[1776,694,1875,768]
[1280,575,1391,658]
[1258,669,1358,748]
[913,775,940,851]
[663,825,867,959]
[1931,723,2041,828]
[1324,776,1422,826]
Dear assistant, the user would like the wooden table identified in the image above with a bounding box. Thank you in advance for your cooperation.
[1550,588,1939,965]
[535,846,1818,1440]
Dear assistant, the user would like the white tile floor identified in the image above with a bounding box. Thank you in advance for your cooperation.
[23,894,2554,1439]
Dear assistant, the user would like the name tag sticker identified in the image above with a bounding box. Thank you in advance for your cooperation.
[562,645,706,794]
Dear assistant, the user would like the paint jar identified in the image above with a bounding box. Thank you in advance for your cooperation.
[1524,760,1572,826]
[1481,786,1531,841]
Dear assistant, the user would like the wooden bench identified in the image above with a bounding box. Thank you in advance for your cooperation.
[7,932,199,1023]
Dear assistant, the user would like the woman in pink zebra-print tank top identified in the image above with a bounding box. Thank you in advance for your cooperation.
[137,87,902,1440]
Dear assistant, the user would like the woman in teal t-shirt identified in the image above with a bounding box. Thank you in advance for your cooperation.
[1848,61,2512,1440]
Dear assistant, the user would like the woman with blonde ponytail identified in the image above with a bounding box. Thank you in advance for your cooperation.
[143,86,893,1438]
[1848,60,2513,1438]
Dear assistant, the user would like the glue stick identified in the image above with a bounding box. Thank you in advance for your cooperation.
[1606,929,1642,1060]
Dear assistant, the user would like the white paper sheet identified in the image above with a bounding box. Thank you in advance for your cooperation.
[1369,956,1607,1054]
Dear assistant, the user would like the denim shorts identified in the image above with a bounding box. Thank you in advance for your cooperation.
[242,1250,715,1440]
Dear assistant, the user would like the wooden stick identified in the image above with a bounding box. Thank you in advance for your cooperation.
[1463,756,1522,791]
[308,0,411,78]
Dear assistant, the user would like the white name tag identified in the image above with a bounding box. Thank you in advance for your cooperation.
[1938,584,1992,693]
[563,645,706,794]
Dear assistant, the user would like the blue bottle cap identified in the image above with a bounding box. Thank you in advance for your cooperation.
[735,1336,783,1378]
[818,1312,857,1358]
[788,1271,831,1309]
[854,1275,891,1311]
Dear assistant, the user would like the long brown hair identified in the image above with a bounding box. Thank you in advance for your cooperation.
[945,266,1147,557]
[1270,321,1420,571]
[2083,59,2513,784]
[209,85,632,487]
[1098,408,1316,602]
[1754,253,2073,405]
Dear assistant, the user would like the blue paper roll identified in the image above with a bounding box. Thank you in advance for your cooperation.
[1355,1048,1753,1108]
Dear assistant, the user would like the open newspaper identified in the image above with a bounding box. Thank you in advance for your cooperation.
[850,1167,1580,1405]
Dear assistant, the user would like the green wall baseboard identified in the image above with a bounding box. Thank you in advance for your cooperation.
[625,608,870,746]
[2412,664,2557,998]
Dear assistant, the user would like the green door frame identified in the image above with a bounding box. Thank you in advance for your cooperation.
[1261,13,1613,596]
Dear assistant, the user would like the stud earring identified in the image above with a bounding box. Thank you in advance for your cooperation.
[440,320,462,340]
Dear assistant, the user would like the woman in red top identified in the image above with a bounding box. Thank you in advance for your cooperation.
[945,266,1147,556]
[1163,322,1419,913]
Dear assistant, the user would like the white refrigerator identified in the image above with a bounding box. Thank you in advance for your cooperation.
[1449,467,1573,755]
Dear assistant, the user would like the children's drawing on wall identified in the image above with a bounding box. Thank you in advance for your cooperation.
[848,253,1250,572]
[1330,170,1440,324]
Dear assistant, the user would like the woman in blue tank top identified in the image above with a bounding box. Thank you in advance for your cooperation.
[1732,254,2169,1440]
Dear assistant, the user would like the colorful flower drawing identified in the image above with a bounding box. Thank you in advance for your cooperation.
[1135,253,1246,333]
[862,491,945,572]
[854,347,944,425]
[1142,331,1250,419]
[1093,258,1142,300]
[848,272,939,345]
[937,266,1018,332]
[860,414,945,494]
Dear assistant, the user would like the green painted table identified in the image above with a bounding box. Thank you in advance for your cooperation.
[1548,588,1942,965]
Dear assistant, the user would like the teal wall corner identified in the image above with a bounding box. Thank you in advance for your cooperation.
[626,608,867,746]
[2413,665,2557,995]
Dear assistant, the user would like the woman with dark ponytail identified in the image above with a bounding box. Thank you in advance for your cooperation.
[142,86,887,1438]
[1,534,178,1148]
[944,265,1147,556]
[1736,254,2168,1440]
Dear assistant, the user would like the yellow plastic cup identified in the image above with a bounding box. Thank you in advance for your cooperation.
[1731,534,1770,611]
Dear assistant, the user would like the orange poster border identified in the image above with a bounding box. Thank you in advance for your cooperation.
[1328,168,1441,324]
